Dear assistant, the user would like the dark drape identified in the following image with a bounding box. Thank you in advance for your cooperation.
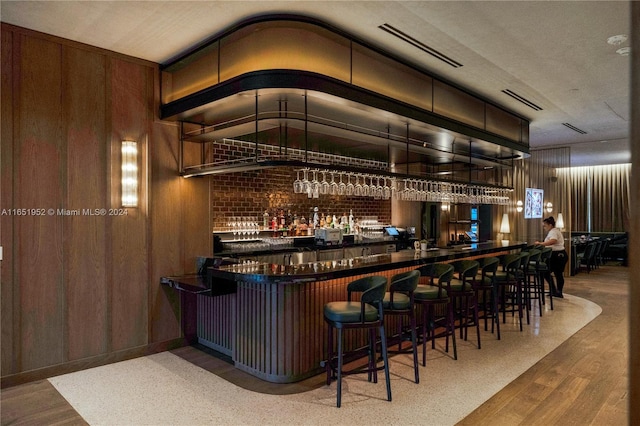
[559,164,631,233]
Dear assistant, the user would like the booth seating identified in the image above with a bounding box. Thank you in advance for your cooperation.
[604,233,628,265]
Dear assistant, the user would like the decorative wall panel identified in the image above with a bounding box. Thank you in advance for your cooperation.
[1,23,209,386]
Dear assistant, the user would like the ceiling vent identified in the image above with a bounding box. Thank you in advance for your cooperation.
[501,89,543,111]
[379,23,463,68]
[562,123,588,134]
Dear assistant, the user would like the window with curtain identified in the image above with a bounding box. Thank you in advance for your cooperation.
[558,164,631,233]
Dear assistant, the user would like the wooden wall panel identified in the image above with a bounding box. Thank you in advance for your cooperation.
[1,27,16,376]
[2,23,211,385]
[149,120,183,343]
[63,46,109,360]
[16,34,65,371]
[182,176,210,272]
[109,58,150,351]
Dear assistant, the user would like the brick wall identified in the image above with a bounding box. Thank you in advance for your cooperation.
[211,167,391,230]
[208,139,391,230]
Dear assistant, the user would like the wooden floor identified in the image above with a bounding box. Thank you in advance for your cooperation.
[459,263,629,425]
[1,264,629,425]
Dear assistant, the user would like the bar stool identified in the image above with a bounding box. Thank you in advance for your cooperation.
[537,247,554,310]
[324,275,391,408]
[414,263,456,365]
[517,251,533,325]
[524,248,543,316]
[495,253,526,331]
[474,256,501,340]
[383,269,420,384]
[449,260,481,348]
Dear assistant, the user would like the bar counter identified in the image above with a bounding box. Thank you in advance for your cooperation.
[162,241,526,383]
[209,241,525,284]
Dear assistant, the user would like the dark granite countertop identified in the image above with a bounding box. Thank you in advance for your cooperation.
[203,241,526,285]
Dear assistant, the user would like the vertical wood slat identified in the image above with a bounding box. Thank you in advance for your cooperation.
[197,293,234,356]
[215,266,418,383]
[17,34,65,371]
[1,26,15,376]
[148,121,182,343]
[2,23,207,383]
[64,45,108,361]
[109,57,150,352]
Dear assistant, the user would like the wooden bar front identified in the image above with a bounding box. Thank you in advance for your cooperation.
[164,241,524,383]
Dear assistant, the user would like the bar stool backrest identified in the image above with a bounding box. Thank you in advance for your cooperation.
[502,253,523,277]
[389,269,420,293]
[540,247,553,263]
[418,263,454,286]
[453,260,480,290]
[481,256,500,278]
[528,248,542,263]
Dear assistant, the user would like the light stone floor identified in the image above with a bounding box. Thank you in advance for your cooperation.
[49,294,601,426]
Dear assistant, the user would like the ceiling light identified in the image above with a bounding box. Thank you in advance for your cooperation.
[616,47,631,56]
[607,34,627,46]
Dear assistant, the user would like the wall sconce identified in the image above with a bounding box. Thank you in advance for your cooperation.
[516,200,523,213]
[556,213,565,230]
[441,203,449,212]
[546,202,553,213]
[121,141,138,207]
[500,213,510,246]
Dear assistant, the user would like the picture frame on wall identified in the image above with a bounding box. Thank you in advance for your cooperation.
[524,188,544,219]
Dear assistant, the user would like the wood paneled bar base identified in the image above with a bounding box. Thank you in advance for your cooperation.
[162,241,525,383]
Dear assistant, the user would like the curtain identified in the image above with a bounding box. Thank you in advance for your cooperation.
[514,148,571,243]
[561,164,631,233]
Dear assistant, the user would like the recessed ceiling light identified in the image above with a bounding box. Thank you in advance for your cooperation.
[616,47,631,56]
[607,34,628,46]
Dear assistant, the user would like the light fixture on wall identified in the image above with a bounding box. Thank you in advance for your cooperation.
[500,213,510,246]
[556,213,565,231]
[441,203,449,212]
[121,141,138,207]
[546,202,553,213]
[516,200,523,213]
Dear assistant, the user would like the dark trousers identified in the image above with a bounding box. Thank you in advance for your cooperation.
[545,250,568,294]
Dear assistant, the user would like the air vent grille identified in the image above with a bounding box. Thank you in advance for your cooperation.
[379,23,463,68]
[501,89,543,111]
[562,123,588,134]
